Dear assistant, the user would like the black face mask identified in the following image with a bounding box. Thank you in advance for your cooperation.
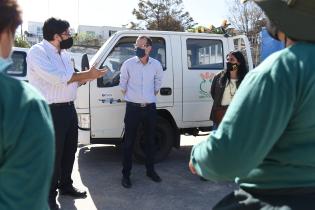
[266,19,280,41]
[60,37,73,49]
[227,62,238,72]
[135,47,146,58]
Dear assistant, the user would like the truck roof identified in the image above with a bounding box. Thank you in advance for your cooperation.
[114,29,230,38]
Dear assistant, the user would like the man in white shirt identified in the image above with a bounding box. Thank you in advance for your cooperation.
[27,17,106,210]
[119,36,164,188]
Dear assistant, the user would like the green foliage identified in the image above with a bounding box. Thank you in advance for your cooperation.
[187,25,225,34]
[14,36,31,48]
[132,0,197,31]
[73,32,103,47]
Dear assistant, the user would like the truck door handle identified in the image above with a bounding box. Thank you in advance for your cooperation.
[160,87,172,95]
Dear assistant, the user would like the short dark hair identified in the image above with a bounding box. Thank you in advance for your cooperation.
[138,36,152,46]
[43,17,70,41]
[0,0,22,34]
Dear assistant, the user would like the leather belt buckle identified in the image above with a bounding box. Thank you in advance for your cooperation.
[140,103,146,107]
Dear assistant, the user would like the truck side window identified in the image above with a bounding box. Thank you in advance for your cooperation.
[187,39,223,70]
[5,51,27,77]
[98,36,166,88]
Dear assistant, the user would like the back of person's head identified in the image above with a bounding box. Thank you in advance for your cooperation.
[248,0,315,42]
[0,0,22,34]
[43,17,70,41]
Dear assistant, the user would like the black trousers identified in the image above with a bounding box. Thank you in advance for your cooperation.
[49,104,78,198]
[122,102,157,177]
[213,187,315,210]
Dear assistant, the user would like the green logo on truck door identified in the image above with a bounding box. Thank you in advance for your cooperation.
[199,72,215,99]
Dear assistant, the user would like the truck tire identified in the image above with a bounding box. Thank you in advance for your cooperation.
[134,116,174,163]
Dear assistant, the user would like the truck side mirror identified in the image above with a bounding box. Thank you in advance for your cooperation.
[81,53,90,71]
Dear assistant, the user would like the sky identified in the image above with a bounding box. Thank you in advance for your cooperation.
[17,0,228,32]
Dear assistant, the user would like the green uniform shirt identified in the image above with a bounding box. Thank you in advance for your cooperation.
[191,42,315,189]
[0,73,54,210]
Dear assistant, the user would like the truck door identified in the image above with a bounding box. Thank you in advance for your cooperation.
[181,36,225,122]
[89,34,173,139]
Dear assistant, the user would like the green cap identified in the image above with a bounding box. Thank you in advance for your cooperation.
[244,0,315,42]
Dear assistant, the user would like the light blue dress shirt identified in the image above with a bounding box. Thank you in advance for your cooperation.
[119,56,164,103]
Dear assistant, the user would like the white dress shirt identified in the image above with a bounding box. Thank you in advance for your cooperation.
[27,40,78,104]
[119,56,164,103]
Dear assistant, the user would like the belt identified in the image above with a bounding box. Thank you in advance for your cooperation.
[126,101,154,107]
[49,101,74,107]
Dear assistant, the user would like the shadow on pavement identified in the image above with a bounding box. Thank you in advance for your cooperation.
[67,145,237,210]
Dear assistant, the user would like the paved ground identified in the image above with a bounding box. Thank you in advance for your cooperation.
[58,135,236,210]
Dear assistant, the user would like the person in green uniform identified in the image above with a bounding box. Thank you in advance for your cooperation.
[189,0,315,209]
[0,0,54,210]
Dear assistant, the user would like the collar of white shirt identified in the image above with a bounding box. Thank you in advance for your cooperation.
[43,39,66,54]
[135,56,153,65]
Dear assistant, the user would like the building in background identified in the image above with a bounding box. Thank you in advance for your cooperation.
[23,22,125,53]
[77,25,125,40]
[25,21,44,45]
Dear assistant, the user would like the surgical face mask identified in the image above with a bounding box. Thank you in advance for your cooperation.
[60,37,73,49]
[135,47,146,58]
[227,62,238,72]
[0,53,13,73]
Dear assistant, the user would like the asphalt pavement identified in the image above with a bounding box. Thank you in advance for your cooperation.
[58,135,236,210]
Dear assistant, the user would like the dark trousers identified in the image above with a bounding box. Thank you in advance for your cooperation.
[49,104,78,198]
[213,187,315,210]
[122,102,157,177]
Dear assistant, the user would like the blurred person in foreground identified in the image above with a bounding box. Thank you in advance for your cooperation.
[189,0,315,209]
[0,0,54,209]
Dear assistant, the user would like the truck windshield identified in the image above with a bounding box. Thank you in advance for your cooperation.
[90,34,116,65]
[97,36,166,88]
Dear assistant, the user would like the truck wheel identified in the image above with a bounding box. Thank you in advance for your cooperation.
[134,116,174,163]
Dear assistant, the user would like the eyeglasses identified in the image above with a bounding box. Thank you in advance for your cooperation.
[60,31,72,37]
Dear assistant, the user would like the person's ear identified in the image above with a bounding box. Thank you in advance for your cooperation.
[0,28,10,42]
[53,34,61,42]
[277,31,286,42]
[147,45,152,53]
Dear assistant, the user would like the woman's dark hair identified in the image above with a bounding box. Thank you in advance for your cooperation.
[226,50,248,85]
[43,17,70,41]
[0,0,22,34]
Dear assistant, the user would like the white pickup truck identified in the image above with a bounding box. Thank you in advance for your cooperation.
[9,30,253,162]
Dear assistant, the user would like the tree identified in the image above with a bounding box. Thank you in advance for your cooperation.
[14,36,31,48]
[131,0,197,31]
[226,0,266,65]
[73,32,103,48]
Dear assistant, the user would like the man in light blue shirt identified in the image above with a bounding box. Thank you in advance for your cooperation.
[119,35,163,188]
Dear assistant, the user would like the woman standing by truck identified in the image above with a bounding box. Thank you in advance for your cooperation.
[210,51,248,128]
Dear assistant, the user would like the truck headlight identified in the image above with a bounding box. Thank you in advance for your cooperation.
[78,113,90,130]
